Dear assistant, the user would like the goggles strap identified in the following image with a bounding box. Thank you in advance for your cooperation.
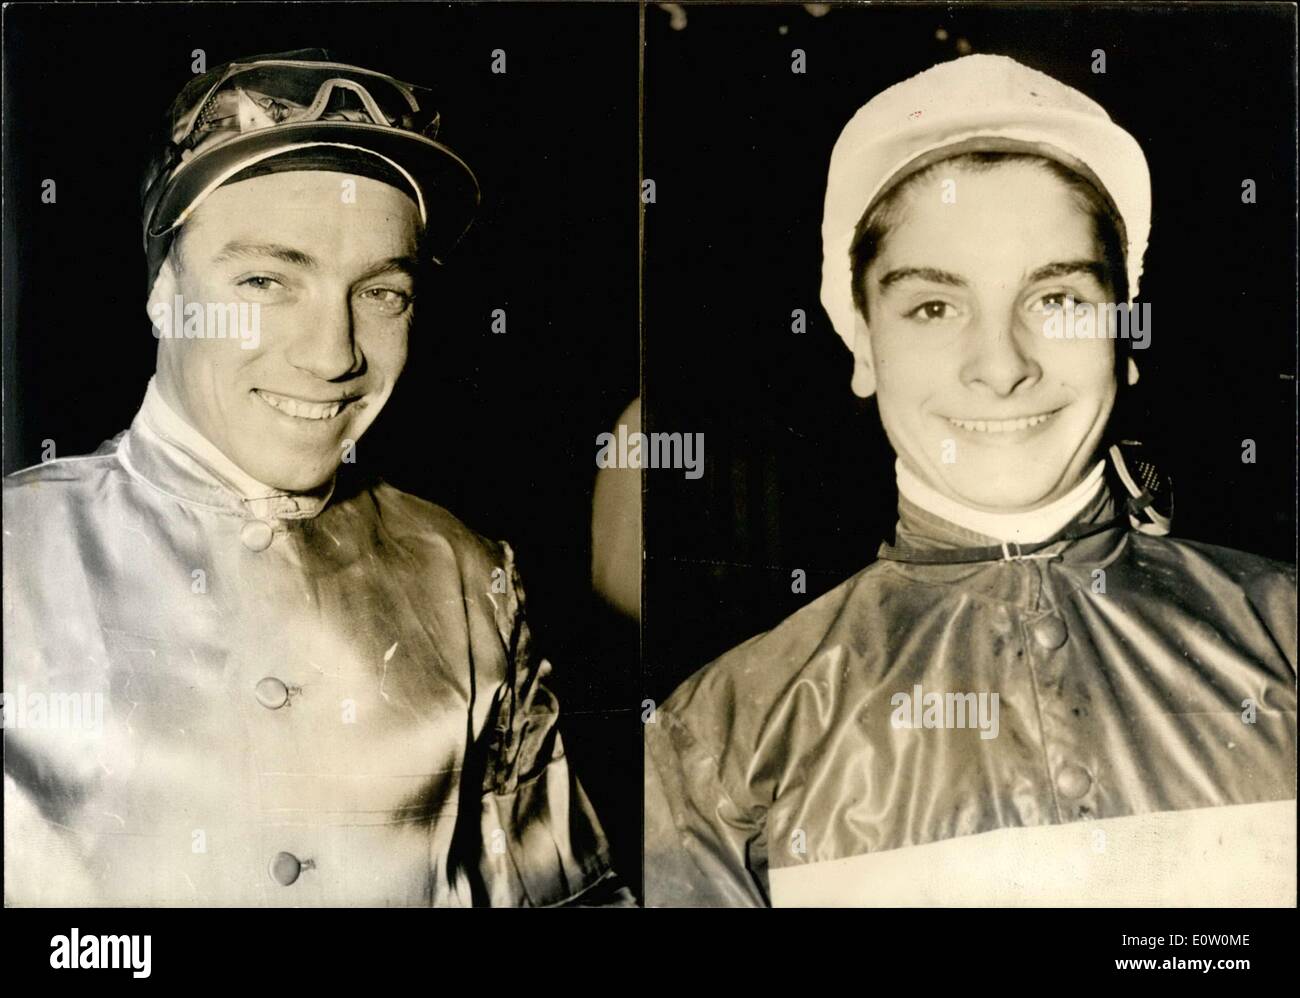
[298,78,393,126]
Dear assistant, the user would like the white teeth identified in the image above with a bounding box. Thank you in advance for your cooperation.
[255,390,349,420]
[947,411,1056,433]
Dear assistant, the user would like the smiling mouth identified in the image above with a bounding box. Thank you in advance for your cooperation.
[944,408,1063,434]
[254,389,359,421]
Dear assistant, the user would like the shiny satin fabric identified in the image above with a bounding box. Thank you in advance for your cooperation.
[3,410,617,906]
[644,488,1297,907]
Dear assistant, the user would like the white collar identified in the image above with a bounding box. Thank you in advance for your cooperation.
[895,458,1107,545]
[138,377,282,501]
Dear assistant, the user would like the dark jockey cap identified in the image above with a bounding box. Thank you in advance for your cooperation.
[140,48,480,292]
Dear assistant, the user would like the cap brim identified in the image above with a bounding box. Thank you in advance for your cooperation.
[149,121,480,262]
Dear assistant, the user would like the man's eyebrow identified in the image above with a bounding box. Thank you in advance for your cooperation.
[878,267,968,289]
[210,242,319,268]
[355,256,420,282]
[1026,259,1107,284]
[877,261,1108,290]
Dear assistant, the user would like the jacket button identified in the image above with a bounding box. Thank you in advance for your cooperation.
[1056,764,1092,798]
[1032,616,1068,650]
[254,677,290,710]
[269,851,303,886]
[240,519,274,551]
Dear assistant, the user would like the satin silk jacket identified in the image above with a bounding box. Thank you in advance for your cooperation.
[645,489,1297,907]
[3,410,615,906]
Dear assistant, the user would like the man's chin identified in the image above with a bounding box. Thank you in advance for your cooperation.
[936,466,1066,514]
[946,473,1066,509]
[241,456,341,494]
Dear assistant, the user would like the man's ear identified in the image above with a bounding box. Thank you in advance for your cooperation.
[146,254,179,332]
[850,312,877,398]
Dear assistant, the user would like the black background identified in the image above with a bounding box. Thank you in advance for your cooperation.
[643,2,1298,701]
[2,907,1294,982]
[2,2,642,897]
[4,0,1299,910]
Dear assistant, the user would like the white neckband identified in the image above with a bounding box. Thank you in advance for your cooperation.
[895,458,1107,544]
[139,376,281,500]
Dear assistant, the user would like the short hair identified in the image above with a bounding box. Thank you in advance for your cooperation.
[849,151,1129,323]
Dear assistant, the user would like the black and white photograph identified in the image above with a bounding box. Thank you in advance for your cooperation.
[642,1,1296,908]
[0,0,1296,983]
[2,2,640,908]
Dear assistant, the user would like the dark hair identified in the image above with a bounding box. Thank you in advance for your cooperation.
[848,151,1129,323]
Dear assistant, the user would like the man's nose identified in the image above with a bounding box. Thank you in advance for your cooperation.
[285,295,363,381]
[960,312,1041,397]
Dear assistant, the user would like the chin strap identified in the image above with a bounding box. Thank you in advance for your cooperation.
[876,514,1128,565]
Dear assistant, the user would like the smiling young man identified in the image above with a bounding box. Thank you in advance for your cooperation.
[3,51,623,906]
[643,55,1296,907]
[150,171,418,494]
[860,158,1117,515]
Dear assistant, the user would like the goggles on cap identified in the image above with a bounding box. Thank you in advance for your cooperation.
[174,60,434,152]
[147,59,443,239]
[141,50,480,290]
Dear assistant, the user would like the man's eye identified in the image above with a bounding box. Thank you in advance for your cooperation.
[358,288,413,314]
[1030,291,1074,312]
[907,300,956,322]
[237,276,283,292]
[235,275,293,303]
